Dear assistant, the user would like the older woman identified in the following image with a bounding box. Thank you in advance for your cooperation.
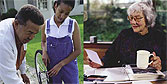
[88,1,166,71]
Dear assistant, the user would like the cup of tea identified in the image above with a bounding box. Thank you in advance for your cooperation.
[137,50,153,69]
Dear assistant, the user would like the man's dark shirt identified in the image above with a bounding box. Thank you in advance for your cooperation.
[102,28,166,71]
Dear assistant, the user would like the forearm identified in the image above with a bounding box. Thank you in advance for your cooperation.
[19,57,26,74]
[41,41,47,53]
[59,49,81,66]
[59,21,81,67]
[41,23,47,53]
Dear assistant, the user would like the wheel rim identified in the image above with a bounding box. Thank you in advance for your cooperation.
[35,50,49,84]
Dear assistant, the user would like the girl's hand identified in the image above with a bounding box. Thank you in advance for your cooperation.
[42,52,50,67]
[48,63,63,77]
[150,52,162,70]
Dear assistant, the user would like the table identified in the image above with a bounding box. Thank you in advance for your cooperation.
[84,65,167,84]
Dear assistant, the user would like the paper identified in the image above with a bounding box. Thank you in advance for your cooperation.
[84,65,96,75]
[125,65,165,80]
[103,68,129,82]
[85,49,103,66]
[132,80,152,84]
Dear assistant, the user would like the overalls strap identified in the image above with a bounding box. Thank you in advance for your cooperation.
[68,19,73,33]
[47,19,73,34]
[46,19,50,34]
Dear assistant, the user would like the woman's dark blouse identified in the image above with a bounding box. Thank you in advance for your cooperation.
[101,28,166,71]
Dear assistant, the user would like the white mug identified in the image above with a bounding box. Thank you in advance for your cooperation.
[90,36,97,43]
[137,50,153,69]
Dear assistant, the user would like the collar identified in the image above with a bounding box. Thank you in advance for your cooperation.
[133,27,153,38]
[50,15,70,26]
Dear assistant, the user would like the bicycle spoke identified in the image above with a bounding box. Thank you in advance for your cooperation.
[35,50,49,84]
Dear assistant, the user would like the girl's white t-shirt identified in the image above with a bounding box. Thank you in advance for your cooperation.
[45,16,76,39]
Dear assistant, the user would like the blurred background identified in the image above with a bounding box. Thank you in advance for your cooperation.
[84,0,167,42]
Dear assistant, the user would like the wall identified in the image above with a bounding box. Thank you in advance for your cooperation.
[39,0,53,20]
[6,0,14,9]
[14,0,28,11]
[70,0,83,16]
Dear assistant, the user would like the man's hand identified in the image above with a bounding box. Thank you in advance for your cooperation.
[21,74,30,84]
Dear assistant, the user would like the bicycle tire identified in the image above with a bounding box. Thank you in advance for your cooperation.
[35,50,49,84]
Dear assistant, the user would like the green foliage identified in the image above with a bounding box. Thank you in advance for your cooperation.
[155,0,167,10]
[7,8,18,18]
[70,15,84,83]
[155,12,167,32]
[1,8,17,20]
[1,13,8,20]
[84,6,130,41]
[84,2,167,42]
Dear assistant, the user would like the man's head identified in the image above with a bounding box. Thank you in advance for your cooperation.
[14,4,44,44]
[53,0,75,23]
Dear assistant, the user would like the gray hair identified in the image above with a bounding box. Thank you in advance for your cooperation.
[127,1,157,27]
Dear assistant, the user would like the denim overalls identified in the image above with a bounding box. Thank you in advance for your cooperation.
[46,19,79,84]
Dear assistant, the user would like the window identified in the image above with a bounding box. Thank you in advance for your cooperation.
[80,0,83,4]
[38,0,47,10]
[28,0,37,6]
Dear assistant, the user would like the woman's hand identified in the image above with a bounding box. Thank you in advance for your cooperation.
[150,52,162,70]
[42,52,50,67]
[48,63,63,77]
[87,56,102,68]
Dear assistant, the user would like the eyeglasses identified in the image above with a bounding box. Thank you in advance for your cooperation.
[127,16,144,22]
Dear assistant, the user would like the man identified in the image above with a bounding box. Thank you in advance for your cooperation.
[0,4,44,84]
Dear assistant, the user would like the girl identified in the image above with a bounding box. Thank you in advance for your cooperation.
[41,0,81,83]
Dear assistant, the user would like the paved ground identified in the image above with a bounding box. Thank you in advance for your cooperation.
[26,65,38,84]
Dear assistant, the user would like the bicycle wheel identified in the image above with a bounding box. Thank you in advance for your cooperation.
[35,50,49,84]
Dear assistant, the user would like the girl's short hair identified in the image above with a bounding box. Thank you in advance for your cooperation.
[53,0,75,13]
[127,1,157,27]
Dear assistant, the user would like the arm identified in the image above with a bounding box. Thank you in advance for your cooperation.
[150,32,166,71]
[19,57,30,84]
[19,57,26,74]
[19,44,26,74]
[41,23,50,66]
[87,43,120,68]
[88,30,124,68]
[19,44,30,84]
[59,21,81,66]
[48,21,81,77]
[0,41,24,84]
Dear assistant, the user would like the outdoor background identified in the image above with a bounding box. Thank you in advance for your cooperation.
[26,15,84,83]
[0,0,84,83]
[1,14,83,83]
[84,0,167,42]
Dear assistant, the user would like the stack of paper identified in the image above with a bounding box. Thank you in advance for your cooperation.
[84,49,165,82]
[125,65,165,80]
